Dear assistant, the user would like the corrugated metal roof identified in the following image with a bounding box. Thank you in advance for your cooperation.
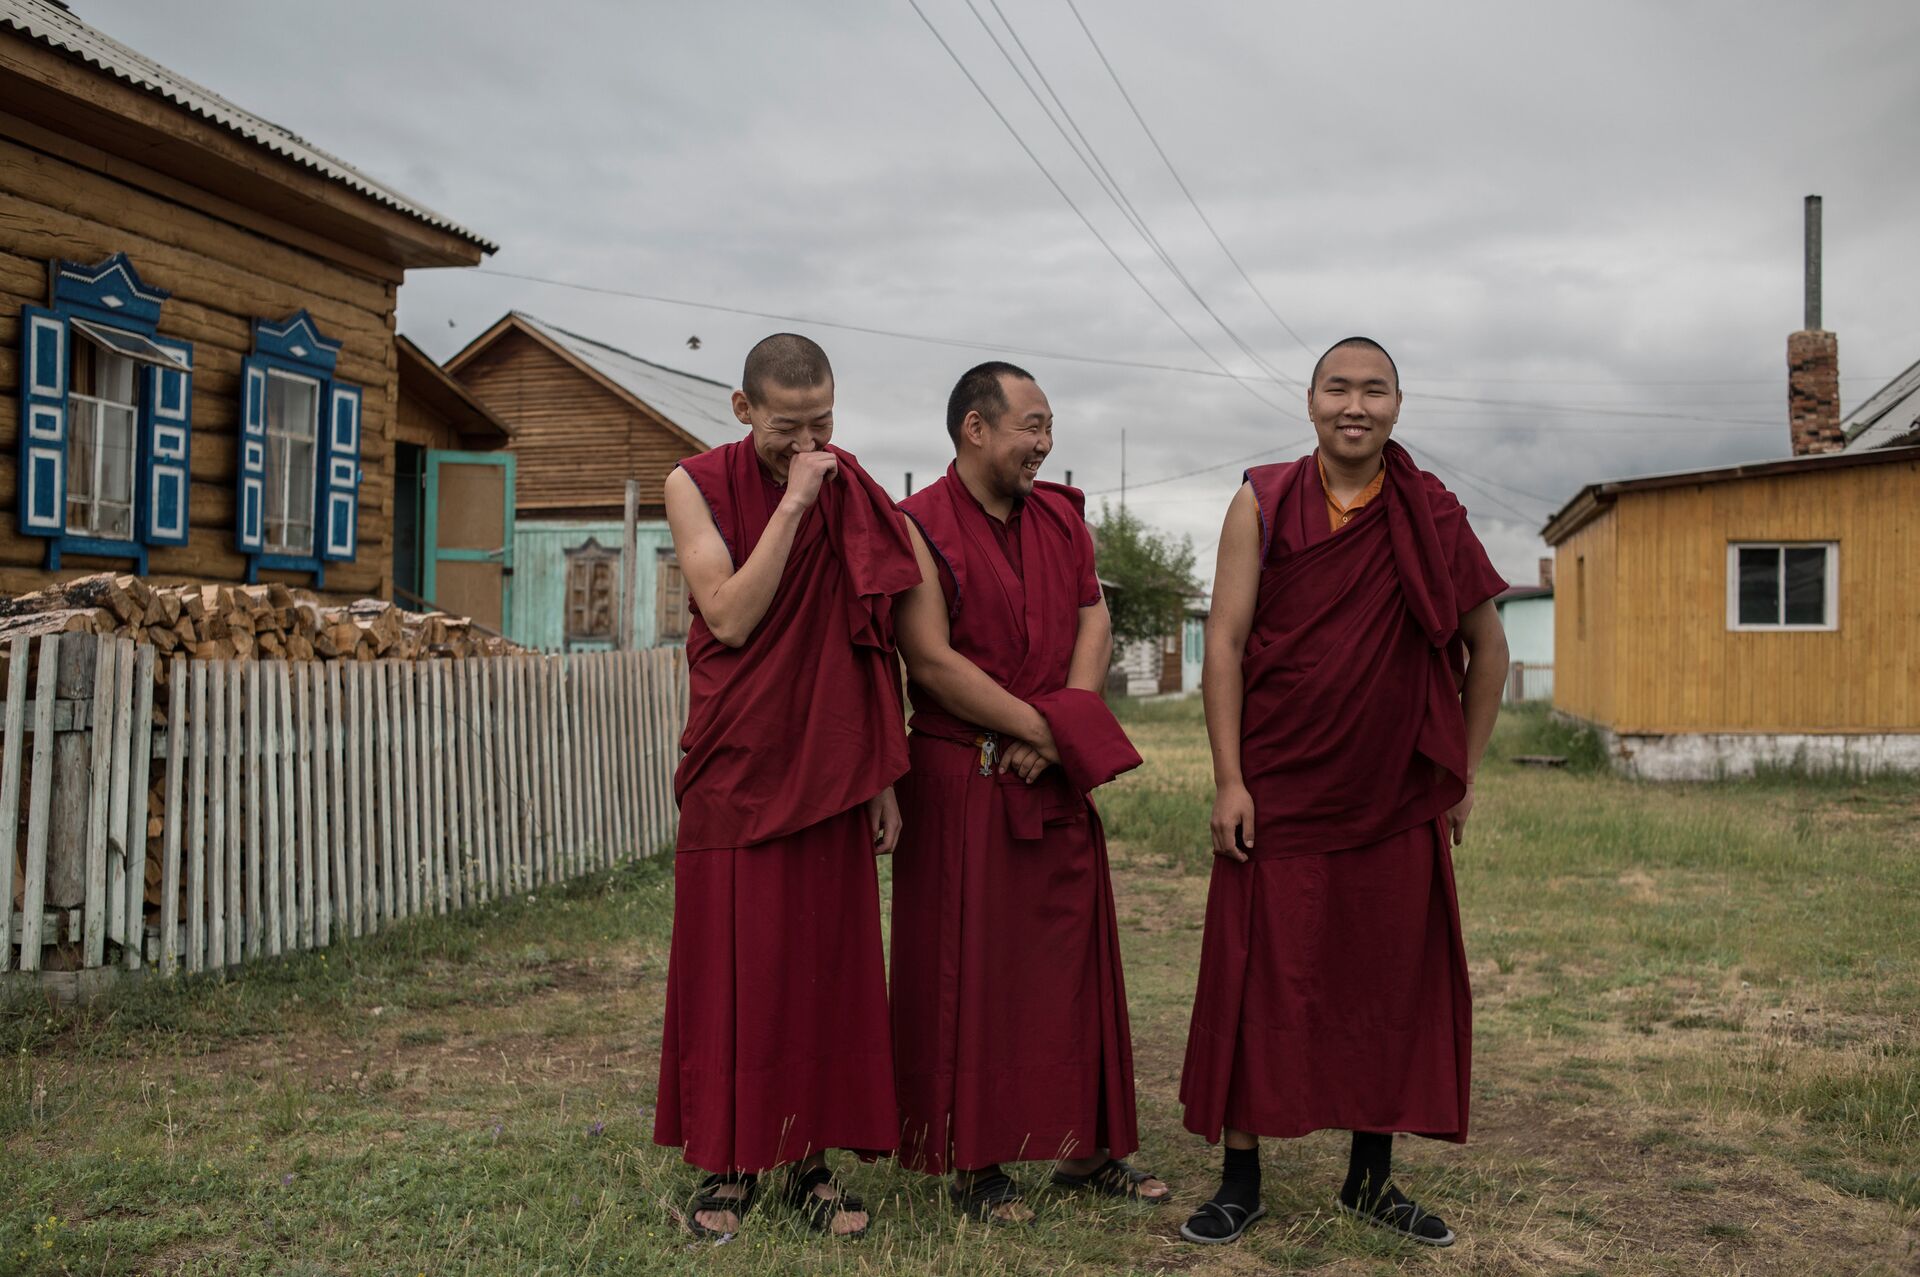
[1841,356,1920,452]
[1,0,495,252]
[1541,443,1920,544]
[515,313,740,450]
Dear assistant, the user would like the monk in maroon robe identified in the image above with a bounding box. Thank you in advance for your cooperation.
[653,334,920,1240]
[1179,338,1508,1248]
[892,363,1169,1222]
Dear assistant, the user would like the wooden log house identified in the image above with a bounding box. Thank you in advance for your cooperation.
[0,0,497,604]
[444,312,734,650]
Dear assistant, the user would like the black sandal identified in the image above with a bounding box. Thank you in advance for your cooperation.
[949,1169,1028,1224]
[1338,1185,1455,1247]
[1179,1199,1266,1244]
[1051,1157,1171,1204]
[783,1164,870,1239]
[686,1172,757,1239]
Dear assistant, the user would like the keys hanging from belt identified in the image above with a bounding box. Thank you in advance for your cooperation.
[974,731,998,777]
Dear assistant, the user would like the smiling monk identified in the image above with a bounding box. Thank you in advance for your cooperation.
[1178,338,1508,1248]
[891,363,1168,1222]
[653,334,920,1241]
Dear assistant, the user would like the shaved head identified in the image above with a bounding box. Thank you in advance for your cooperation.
[1310,336,1399,392]
[742,332,833,404]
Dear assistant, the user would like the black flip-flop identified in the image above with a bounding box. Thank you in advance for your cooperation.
[949,1169,1028,1224]
[1051,1157,1172,1205]
[685,1172,757,1239]
[1338,1186,1455,1247]
[783,1164,870,1239]
[1179,1199,1266,1244]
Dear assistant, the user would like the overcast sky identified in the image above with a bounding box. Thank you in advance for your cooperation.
[80,0,1920,584]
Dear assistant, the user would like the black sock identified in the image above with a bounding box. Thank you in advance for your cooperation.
[1341,1131,1392,1208]
[1184,1144,1262,1240]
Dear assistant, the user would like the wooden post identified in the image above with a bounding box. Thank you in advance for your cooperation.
[126,646,155,970]
[0,640,29,971]
[621,479,640,652]
[46,634,99,913]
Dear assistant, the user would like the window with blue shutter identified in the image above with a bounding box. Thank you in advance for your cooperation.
[239,311,361,586]
[17,305,68,538]
[11,254,195,574]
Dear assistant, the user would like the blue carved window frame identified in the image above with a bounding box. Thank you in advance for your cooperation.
[16,254,194,574]
[238,312,361,588]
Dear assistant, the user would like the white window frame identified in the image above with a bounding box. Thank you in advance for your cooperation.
[66,333,140,542]
[1726,541,1839,632]
[263,367,321,557]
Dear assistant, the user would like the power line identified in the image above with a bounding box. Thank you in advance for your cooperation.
[462,268,1804,430]
[1083,436,1314,496]
[1065,0,1318,362]
[904,0,1292,414]
[971,0,1304,392]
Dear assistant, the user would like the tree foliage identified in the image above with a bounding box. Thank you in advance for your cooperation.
[1091,501,1199,646]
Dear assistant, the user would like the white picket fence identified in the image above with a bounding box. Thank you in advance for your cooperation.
[0,636,687,978]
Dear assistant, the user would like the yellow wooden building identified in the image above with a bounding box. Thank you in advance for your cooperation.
[1542,444,1920,778]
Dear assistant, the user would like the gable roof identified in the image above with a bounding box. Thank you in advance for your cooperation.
[397,334,512,444]
[1541,444,1920,545]
[446,312,738,451]
[0,0,495,253]
[1841,356,1920,453]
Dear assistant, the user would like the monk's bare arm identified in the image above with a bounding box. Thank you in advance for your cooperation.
[1066,598,1114,694]
[1456,599,1507,781]
[1444,599,1507,845]
[894,522,1054,748]
[665,464,810,648]
[1204,485,1262,858]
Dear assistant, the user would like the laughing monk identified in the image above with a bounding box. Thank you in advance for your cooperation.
[891,362,1169,1222]
[653,334,920,1240]
[1178,337,1507,1248]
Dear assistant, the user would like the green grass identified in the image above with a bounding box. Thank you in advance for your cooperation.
[3,698,1917,1274]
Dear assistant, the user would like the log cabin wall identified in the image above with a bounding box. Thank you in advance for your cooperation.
[0,131,398,599]
[0,12,492,604]
[449,321,719,519]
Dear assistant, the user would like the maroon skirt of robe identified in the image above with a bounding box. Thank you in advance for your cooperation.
[1180,817,1472,1143]
[891,733,1138,1173]
[653,806,899,1172]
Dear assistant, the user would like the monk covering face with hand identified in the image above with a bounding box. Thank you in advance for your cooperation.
[1178,338,1508,1248]
[892,363,1169,1222]
[653,334,920,1240]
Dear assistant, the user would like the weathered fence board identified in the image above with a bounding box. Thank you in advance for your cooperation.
[3,637,686,981]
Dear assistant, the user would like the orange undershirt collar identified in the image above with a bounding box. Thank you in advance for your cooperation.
[1317,451,1386,533]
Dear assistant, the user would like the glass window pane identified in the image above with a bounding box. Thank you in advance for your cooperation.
[68,400,98,505]
[101,406,135,503]
[1784,547,1827,625]
[1737,547,1779,625]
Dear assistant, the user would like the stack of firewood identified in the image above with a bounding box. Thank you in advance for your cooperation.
[0,573,518,663]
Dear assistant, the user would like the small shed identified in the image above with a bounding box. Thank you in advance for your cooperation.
[1494,558,1555,702]
[444,313,733,650]
[1542,445,1920,777]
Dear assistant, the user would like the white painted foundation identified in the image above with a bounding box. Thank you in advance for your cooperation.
[1579,722,1920,781]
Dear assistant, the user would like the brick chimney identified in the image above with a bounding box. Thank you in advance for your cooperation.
[1538,556,1554,590]
[1789,195,1843,455]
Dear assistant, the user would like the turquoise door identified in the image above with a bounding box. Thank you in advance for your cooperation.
[423,451,516,635]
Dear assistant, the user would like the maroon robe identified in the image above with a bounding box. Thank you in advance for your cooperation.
[892,467,1143,1173]
[653,439,920,1173]
[1180,442,1506,1145]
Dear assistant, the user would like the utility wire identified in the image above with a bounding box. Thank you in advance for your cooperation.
[1083,436,1314,496]
[1065,0,1318,362]
[464,269,1792,428]
[905,0,1292,414]
[972,0,1304,392]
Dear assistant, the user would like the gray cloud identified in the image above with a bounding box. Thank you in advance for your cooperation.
[77,0,1920,584]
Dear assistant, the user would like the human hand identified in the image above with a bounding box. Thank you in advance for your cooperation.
[998,740,1049,784]
[781,450,839,511]
[867,785,901,855]
[1210,782,1255,862]
[1445,783,1474,846]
